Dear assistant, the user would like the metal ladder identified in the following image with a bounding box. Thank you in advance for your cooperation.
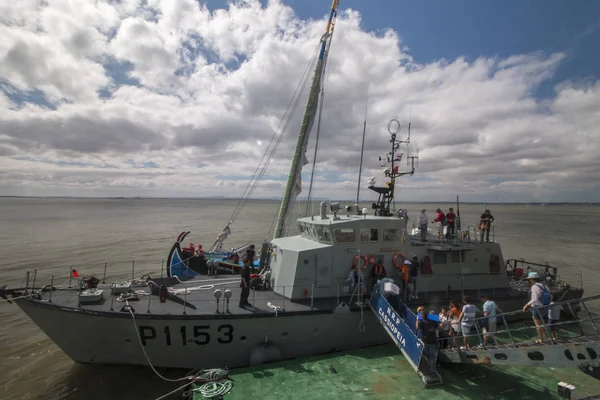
[437,294,600,369]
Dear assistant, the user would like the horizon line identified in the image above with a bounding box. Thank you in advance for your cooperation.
[0,195,597,205]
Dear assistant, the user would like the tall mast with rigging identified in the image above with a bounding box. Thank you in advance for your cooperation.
[273,0,340,239]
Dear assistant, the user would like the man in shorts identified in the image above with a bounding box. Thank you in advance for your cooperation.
[480,294,503,347]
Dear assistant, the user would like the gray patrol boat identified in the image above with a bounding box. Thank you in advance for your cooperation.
[3,0,584,370]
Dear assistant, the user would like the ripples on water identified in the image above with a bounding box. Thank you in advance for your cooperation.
[1,198,599,399]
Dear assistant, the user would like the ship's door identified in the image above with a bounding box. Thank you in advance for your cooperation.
[315,248,332,288]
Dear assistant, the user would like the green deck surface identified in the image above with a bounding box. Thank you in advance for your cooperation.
[191,344,600,400]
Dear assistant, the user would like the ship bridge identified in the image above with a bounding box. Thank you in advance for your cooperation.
[368,290,600,387]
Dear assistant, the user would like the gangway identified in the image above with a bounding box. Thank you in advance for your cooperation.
[368,289,442,387]
[436,294,600,369]
[369,289,600,387]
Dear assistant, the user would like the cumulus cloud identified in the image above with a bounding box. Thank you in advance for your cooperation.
[0,0,598,202]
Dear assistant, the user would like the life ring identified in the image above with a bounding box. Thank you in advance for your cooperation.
[353,254,368,270]
[392,252,406,268]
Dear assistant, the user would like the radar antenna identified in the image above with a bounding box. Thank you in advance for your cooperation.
[368,118,419,216]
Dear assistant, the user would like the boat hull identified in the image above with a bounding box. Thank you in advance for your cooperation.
[15,286,584,369]
[16,299,389,369]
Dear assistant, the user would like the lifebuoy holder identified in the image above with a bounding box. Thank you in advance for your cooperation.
[392,252,406,268]
[353,254,368,270]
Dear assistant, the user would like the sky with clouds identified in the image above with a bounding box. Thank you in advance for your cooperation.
[1,0,599,202]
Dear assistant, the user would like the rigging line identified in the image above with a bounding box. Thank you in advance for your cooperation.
[233,58,315,224]
[231,79,307,224]
[304,41,332,216]
[228,61,319,226]
[224,42,323,226]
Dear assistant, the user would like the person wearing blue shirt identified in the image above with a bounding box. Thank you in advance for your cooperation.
[481,294,502,347]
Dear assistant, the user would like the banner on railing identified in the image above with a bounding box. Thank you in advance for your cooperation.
[370,292,424,367]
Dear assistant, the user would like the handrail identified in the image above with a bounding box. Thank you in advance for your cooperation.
[435,294,600,349]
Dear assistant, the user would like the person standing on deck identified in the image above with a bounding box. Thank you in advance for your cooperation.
[239,264,251,308]
[432,208,445,240]
[479,210,495,243]
[548,293,563,341]
[448,300,462,348]
[409,255,419,299]
[480,294,503,347]
[417,308,439,377]
[446,208,456,239]
[369,259,386,293]
[523,271,551,343]
[400,260,411,300]
[245,244,256,272]
[458,295,480,350]
[418,209,428,242]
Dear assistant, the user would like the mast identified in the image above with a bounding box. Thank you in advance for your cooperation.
[356,90,369,210]
[273,0,339,239]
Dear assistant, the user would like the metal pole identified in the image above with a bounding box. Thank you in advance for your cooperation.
[183,288,188,315]
[161,259,164,278]
[49,275,54,303]
[102,263,107,284]
[32,269,37,290]
[25,271,30,293]
[501,315,517,347]
[147,289,152,314]
[580,299,600,335]
[282,286,286,311]
[311,283,314,309]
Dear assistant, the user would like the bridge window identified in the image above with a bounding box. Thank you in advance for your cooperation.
[298,224,305,235]
[334,228,355,243]
[451,251,466,263]
[383,229,399,242]
[360,228,379,242]
[433,252,447,264]
[316,226,331,242]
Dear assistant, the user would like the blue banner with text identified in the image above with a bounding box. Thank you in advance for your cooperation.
[370,292,423,367]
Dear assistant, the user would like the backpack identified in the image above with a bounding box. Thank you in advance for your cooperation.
[536,283,551,306]
[440,214,447,226]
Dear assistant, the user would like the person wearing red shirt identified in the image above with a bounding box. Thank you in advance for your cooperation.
[432,208,445,240]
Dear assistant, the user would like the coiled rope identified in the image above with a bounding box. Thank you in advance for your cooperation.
[191,369,233,399]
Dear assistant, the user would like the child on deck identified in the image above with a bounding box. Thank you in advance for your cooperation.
[548,294,563,340]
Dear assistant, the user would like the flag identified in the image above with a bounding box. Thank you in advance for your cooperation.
[395,153,404,161]
[72,269,79,278]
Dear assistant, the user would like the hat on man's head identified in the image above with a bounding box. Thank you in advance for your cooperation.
[403,260,412,265]
[527,272,540,279]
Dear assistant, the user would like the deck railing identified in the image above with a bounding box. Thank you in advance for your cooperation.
[430,294,600,351]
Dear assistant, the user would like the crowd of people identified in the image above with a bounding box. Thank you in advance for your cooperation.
[395,270,561,377]
[417,207,495,243]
